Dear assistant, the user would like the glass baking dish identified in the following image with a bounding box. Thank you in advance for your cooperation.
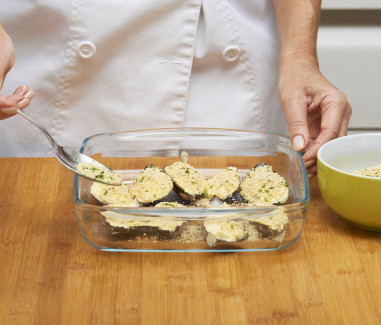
[73,128,309,252]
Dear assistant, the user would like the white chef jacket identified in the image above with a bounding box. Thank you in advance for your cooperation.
[0,0,287,157]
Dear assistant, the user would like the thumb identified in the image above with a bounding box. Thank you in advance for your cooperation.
[0,72,5,90]
[282,95,310,152]
[0,59,14,90]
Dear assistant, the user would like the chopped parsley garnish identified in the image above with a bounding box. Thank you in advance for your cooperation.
[163,203,175,207]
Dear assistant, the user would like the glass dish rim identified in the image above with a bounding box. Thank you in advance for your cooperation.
[73,127,310,209]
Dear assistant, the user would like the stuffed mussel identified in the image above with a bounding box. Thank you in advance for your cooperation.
[249,209,289,238]
[239,163,289,206]
[91,182,139,206]
[164,162,208,201]
[204,218,249,246]
[207,167,241,201]
[102,206,185,240]
[130,165,174,205]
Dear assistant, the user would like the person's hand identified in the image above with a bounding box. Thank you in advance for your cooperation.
[0,24,14,90]
[278,54,352,177]
[0,24,34,119]
[0,86,35,119]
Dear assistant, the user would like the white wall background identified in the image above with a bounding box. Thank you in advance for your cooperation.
[318,0,381,132]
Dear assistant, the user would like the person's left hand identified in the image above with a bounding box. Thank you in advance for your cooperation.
[278,54,352,177]
[0,86,34,120]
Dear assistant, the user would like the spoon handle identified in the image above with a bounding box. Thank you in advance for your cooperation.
[16,107,58,150]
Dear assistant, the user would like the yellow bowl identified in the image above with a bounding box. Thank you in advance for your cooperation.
[317,133,381,231]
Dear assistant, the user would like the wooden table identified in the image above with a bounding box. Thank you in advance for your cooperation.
[1,158,380,324]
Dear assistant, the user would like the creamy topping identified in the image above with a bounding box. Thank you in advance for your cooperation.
[240,165,289,205]
[130,166,173,204]
[253,209,289,232]
[91,182,139,206]
[77,162,123,185]
[204,219,248,243]
[102,211,184,232]
[207,167,240,200]
[191,197,212,207]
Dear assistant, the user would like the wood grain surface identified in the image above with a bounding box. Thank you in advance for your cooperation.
[1,158,381,325]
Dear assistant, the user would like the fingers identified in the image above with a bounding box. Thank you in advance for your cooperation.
[0,85,34,120]
[301,149,319,179]
[338,102,352,137]
[17,88,35,109]
[306,163,317,178]
[13,85,28,95]
[281,94,311,152]
[302,91,350,177]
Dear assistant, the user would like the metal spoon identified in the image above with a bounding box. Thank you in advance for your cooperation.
[16,107,122,185]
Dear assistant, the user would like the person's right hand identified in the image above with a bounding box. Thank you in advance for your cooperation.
[0,24,34,120]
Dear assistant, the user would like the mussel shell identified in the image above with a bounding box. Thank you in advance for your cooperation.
[142,189,187,207]
[105,222,184,240]
[173,186,202,202]
[224,192,247,205]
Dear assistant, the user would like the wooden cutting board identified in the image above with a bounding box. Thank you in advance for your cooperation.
[0,158,380,324]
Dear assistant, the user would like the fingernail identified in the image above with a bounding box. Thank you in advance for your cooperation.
[15,85,28,94]
[24,90,35,100]
[308,173,315,179]
[17,98,30,109]
[292,135,305,151]
[1,107,17,114]
[304,159,316,168]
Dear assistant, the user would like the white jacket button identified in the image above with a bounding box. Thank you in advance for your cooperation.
[222,46,241,62]
[78,41,96,59]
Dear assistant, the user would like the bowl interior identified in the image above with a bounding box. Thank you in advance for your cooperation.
[318,133,381,175]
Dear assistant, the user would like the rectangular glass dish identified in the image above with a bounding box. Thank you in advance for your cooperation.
[73,128,309,252]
